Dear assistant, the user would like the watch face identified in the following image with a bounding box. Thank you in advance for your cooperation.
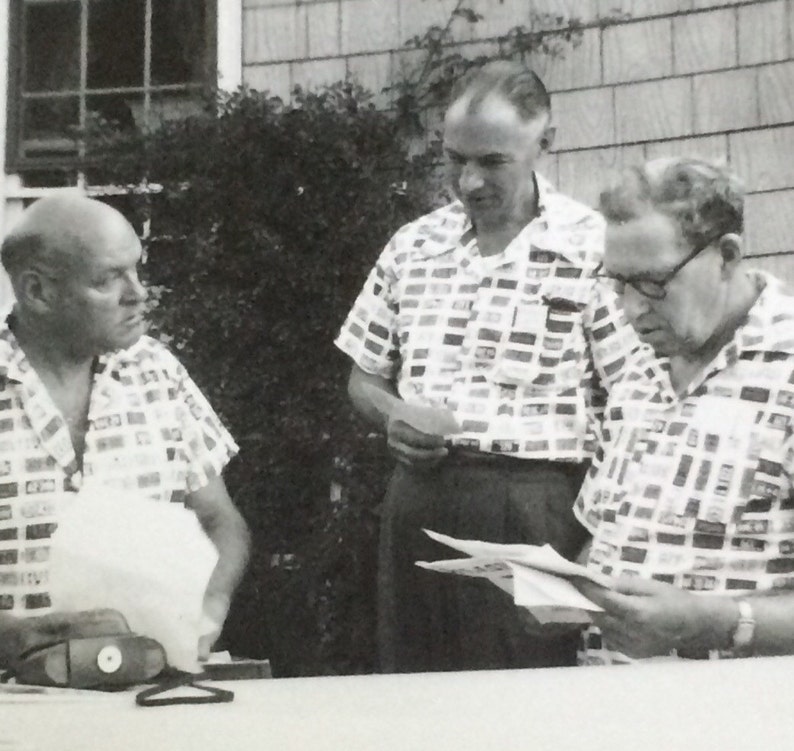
[733,601,755,648]
[734,621,754,646]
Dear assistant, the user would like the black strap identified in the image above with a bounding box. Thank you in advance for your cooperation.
[135,675,234,707]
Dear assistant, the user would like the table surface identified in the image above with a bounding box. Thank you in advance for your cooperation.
[2,656,792,751]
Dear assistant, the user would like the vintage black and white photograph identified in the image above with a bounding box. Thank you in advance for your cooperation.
[1,1,793,749]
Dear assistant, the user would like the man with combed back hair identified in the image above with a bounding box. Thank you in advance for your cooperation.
[0,192,249,670]
[567,157,794,664]
[336,60,642,673]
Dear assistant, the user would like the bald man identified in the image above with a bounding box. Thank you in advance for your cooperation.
[0,193,249,672]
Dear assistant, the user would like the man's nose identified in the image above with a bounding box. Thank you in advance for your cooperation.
[123,271,148,304]
[459,163,485,194]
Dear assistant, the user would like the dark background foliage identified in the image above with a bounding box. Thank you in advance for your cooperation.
[88,84,436,676]
[82,1,585,676]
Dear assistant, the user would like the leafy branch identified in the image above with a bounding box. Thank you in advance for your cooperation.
[387,0,585,137]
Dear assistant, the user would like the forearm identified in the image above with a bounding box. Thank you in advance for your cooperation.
[0,613,20,668]
[203,508,250,604]
[347,364,398,432]
[0,612,16,630]
[186,477,251,608]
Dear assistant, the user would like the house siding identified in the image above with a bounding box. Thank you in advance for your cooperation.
[240,0,794,278]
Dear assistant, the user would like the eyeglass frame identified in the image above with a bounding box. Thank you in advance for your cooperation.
[593,232,724,301]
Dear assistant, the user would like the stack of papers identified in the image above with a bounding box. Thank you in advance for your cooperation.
[416,530,610,624]
[48,484,219,673]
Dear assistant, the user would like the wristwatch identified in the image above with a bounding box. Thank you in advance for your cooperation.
[731,599,755,654]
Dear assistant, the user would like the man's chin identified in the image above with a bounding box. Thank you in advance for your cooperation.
[110,323,146,351]
[465,206,505,232]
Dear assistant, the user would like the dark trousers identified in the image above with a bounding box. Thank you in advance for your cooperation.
[377,456,589,673]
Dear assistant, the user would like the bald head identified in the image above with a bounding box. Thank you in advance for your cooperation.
[1,192,148,358]
[1,192,137,288]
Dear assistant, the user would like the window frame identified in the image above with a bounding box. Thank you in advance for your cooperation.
[5,0,219,173]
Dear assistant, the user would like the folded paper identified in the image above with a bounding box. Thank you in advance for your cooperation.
[417,529,609,623]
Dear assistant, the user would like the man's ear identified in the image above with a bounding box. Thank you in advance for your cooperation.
[539,125,556,153]
[16,268,57,313]
[717,233,743,276]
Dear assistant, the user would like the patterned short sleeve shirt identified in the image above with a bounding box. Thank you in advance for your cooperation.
[575,273,794,664]
[0,323,238,614]
[336,175,641,461]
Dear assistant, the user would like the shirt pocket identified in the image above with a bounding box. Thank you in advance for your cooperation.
[731,419,793,534]
[490,294,585,390]
[86,419,174,502]
[666,398,783,527]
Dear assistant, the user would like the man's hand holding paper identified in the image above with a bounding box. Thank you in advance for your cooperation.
[573,575,723,659]
[361,383,462,468]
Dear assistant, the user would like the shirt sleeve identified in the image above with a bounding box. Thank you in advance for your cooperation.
[573,446,606,534]
[576,285,644,530]
[171,359,239,494]
[584,281,649,391]
[334,236,401,380]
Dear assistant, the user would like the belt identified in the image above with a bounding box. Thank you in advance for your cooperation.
[445,448,573,471]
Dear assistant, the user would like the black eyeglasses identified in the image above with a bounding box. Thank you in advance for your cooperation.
[594,235,720,301]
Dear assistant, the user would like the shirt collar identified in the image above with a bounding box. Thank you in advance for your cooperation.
[0,316,36,384]
[646,271,794,400]
[409,173,601,266]
[0,313,139,386]
[529,174,604,266]
[406,201,469,259]
[95,345,138,382]
[734,271,794,356]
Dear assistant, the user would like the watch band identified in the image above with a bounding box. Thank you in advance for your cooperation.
[731,599,755,654]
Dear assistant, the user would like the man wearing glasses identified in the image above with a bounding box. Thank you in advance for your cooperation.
[571,157,794,663]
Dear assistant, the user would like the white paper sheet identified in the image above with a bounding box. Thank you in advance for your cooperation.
[422,528,610,586]
[48,483,219,673]
[415,557,516,595]
[417,529,610,623]
[509,563,601,620]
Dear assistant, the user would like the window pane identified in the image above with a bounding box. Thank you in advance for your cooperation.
[148,91,204,127]
[21,97,80,158]
[21,171,80,189]
[23,1,81,93]
[86,92,143,133]
[87,93,139,131]
[87,0,145,88]
[151,0,207,85]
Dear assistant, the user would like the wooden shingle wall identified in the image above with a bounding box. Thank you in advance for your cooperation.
[241,0,794,276]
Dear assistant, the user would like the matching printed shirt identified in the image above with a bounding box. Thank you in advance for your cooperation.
[576,273,794,664]
[0,322,238,614]
[336,175,641,462]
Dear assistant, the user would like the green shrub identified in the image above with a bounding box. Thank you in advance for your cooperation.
[88,83,435,676]
[83,0,587,675]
